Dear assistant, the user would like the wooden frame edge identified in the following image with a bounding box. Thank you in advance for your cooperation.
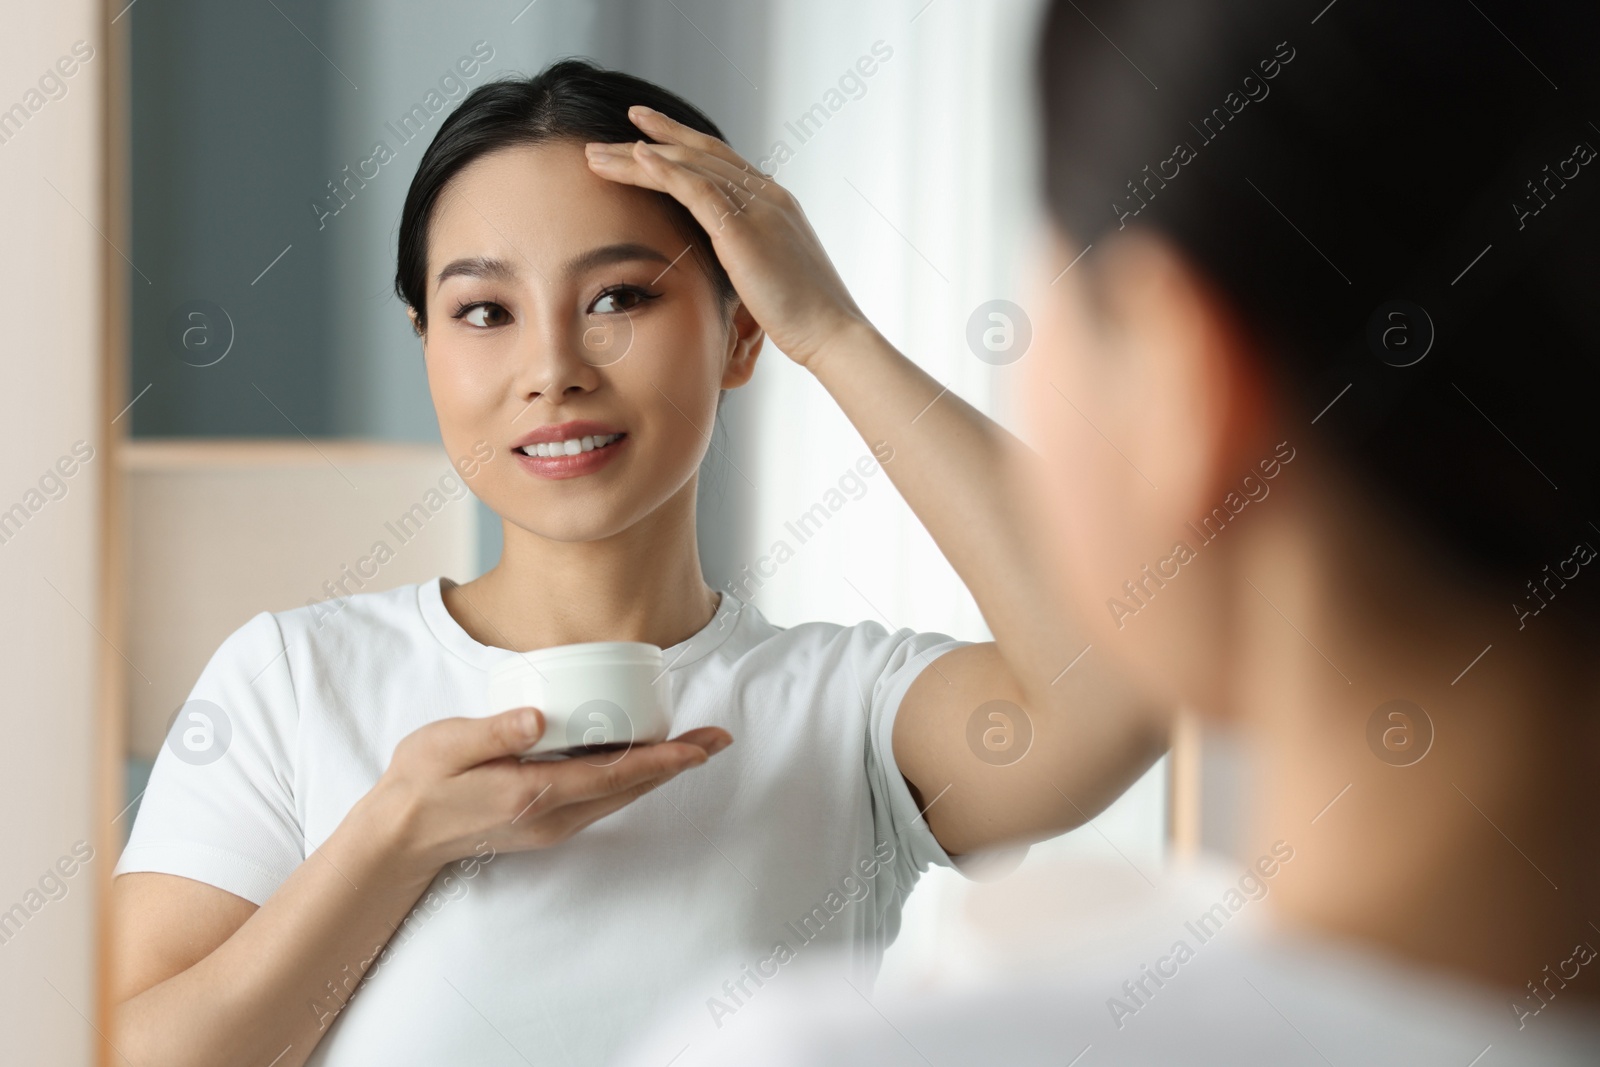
[94,2,131,1063]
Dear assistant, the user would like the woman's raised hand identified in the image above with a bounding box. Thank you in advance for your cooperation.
[584,105,871,370]
[362,705,732,880]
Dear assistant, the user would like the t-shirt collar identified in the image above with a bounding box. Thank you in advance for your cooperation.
[418,576,744,672]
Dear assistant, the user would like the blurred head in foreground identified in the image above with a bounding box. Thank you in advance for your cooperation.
[1021,0,1599,1004]
[606,5,1600,1065]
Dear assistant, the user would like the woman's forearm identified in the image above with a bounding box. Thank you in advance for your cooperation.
[806,321,1139,720]
[114,782,443,1067]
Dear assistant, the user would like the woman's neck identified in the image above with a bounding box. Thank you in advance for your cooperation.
[1232,486,1600,1007]
[442,480,719,653]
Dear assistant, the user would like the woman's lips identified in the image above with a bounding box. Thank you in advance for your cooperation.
[513,433,629,480]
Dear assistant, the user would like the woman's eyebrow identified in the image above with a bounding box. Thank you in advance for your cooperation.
[434,243,673,291]
[561,242,673,277]
[435,255,519,289]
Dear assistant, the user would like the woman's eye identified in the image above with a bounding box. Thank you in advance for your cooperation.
[460,302,511,328]
[590,287,652,315]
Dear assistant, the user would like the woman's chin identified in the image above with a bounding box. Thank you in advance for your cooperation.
[503,513,626,544]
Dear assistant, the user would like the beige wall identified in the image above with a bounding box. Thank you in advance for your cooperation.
[0,1,108,1062]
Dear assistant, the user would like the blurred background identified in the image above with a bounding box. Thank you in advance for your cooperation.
[1,2,1232,1060]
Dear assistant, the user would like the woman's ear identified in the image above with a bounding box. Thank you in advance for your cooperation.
[720,299,764,390]
[407,305,425,339]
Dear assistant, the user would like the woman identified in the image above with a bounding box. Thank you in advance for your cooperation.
[615,0,1600,1063]
[108,59,1165,1066]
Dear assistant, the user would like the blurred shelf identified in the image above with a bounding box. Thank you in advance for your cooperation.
[120,437,454,468]
[121,438,479,760]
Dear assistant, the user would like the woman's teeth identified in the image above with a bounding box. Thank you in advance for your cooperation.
[517,433,623,458]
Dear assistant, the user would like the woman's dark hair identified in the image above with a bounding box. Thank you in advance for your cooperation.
[1037,0,1600,623]
[395,57,739,332]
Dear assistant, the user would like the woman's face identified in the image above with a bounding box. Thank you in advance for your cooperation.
[418,140,758,543]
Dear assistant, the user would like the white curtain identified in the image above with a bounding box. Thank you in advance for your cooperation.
[741,0,1039,635]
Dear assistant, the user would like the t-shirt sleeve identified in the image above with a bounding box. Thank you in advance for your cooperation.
[113,610,303,906]
[861,624,972,888]
[862,624,1032,893]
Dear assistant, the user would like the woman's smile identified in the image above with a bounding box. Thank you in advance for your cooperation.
[511,420,631,480]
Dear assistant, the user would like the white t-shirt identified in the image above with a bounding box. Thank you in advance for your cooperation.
[115,577,975,1066]
[615,856,1600,1066]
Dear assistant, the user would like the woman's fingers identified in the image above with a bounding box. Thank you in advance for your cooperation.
[669,726,734,753]
[587,140,777,238]
[407,706,546,772]
[497,735,726,845]
[530,736,712,807]
[625,104,760,174]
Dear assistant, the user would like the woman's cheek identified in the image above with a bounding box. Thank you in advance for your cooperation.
[429,341,507,430]
[633,325,719,470]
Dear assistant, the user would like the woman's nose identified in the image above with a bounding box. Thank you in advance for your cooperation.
[513,310,616,402]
